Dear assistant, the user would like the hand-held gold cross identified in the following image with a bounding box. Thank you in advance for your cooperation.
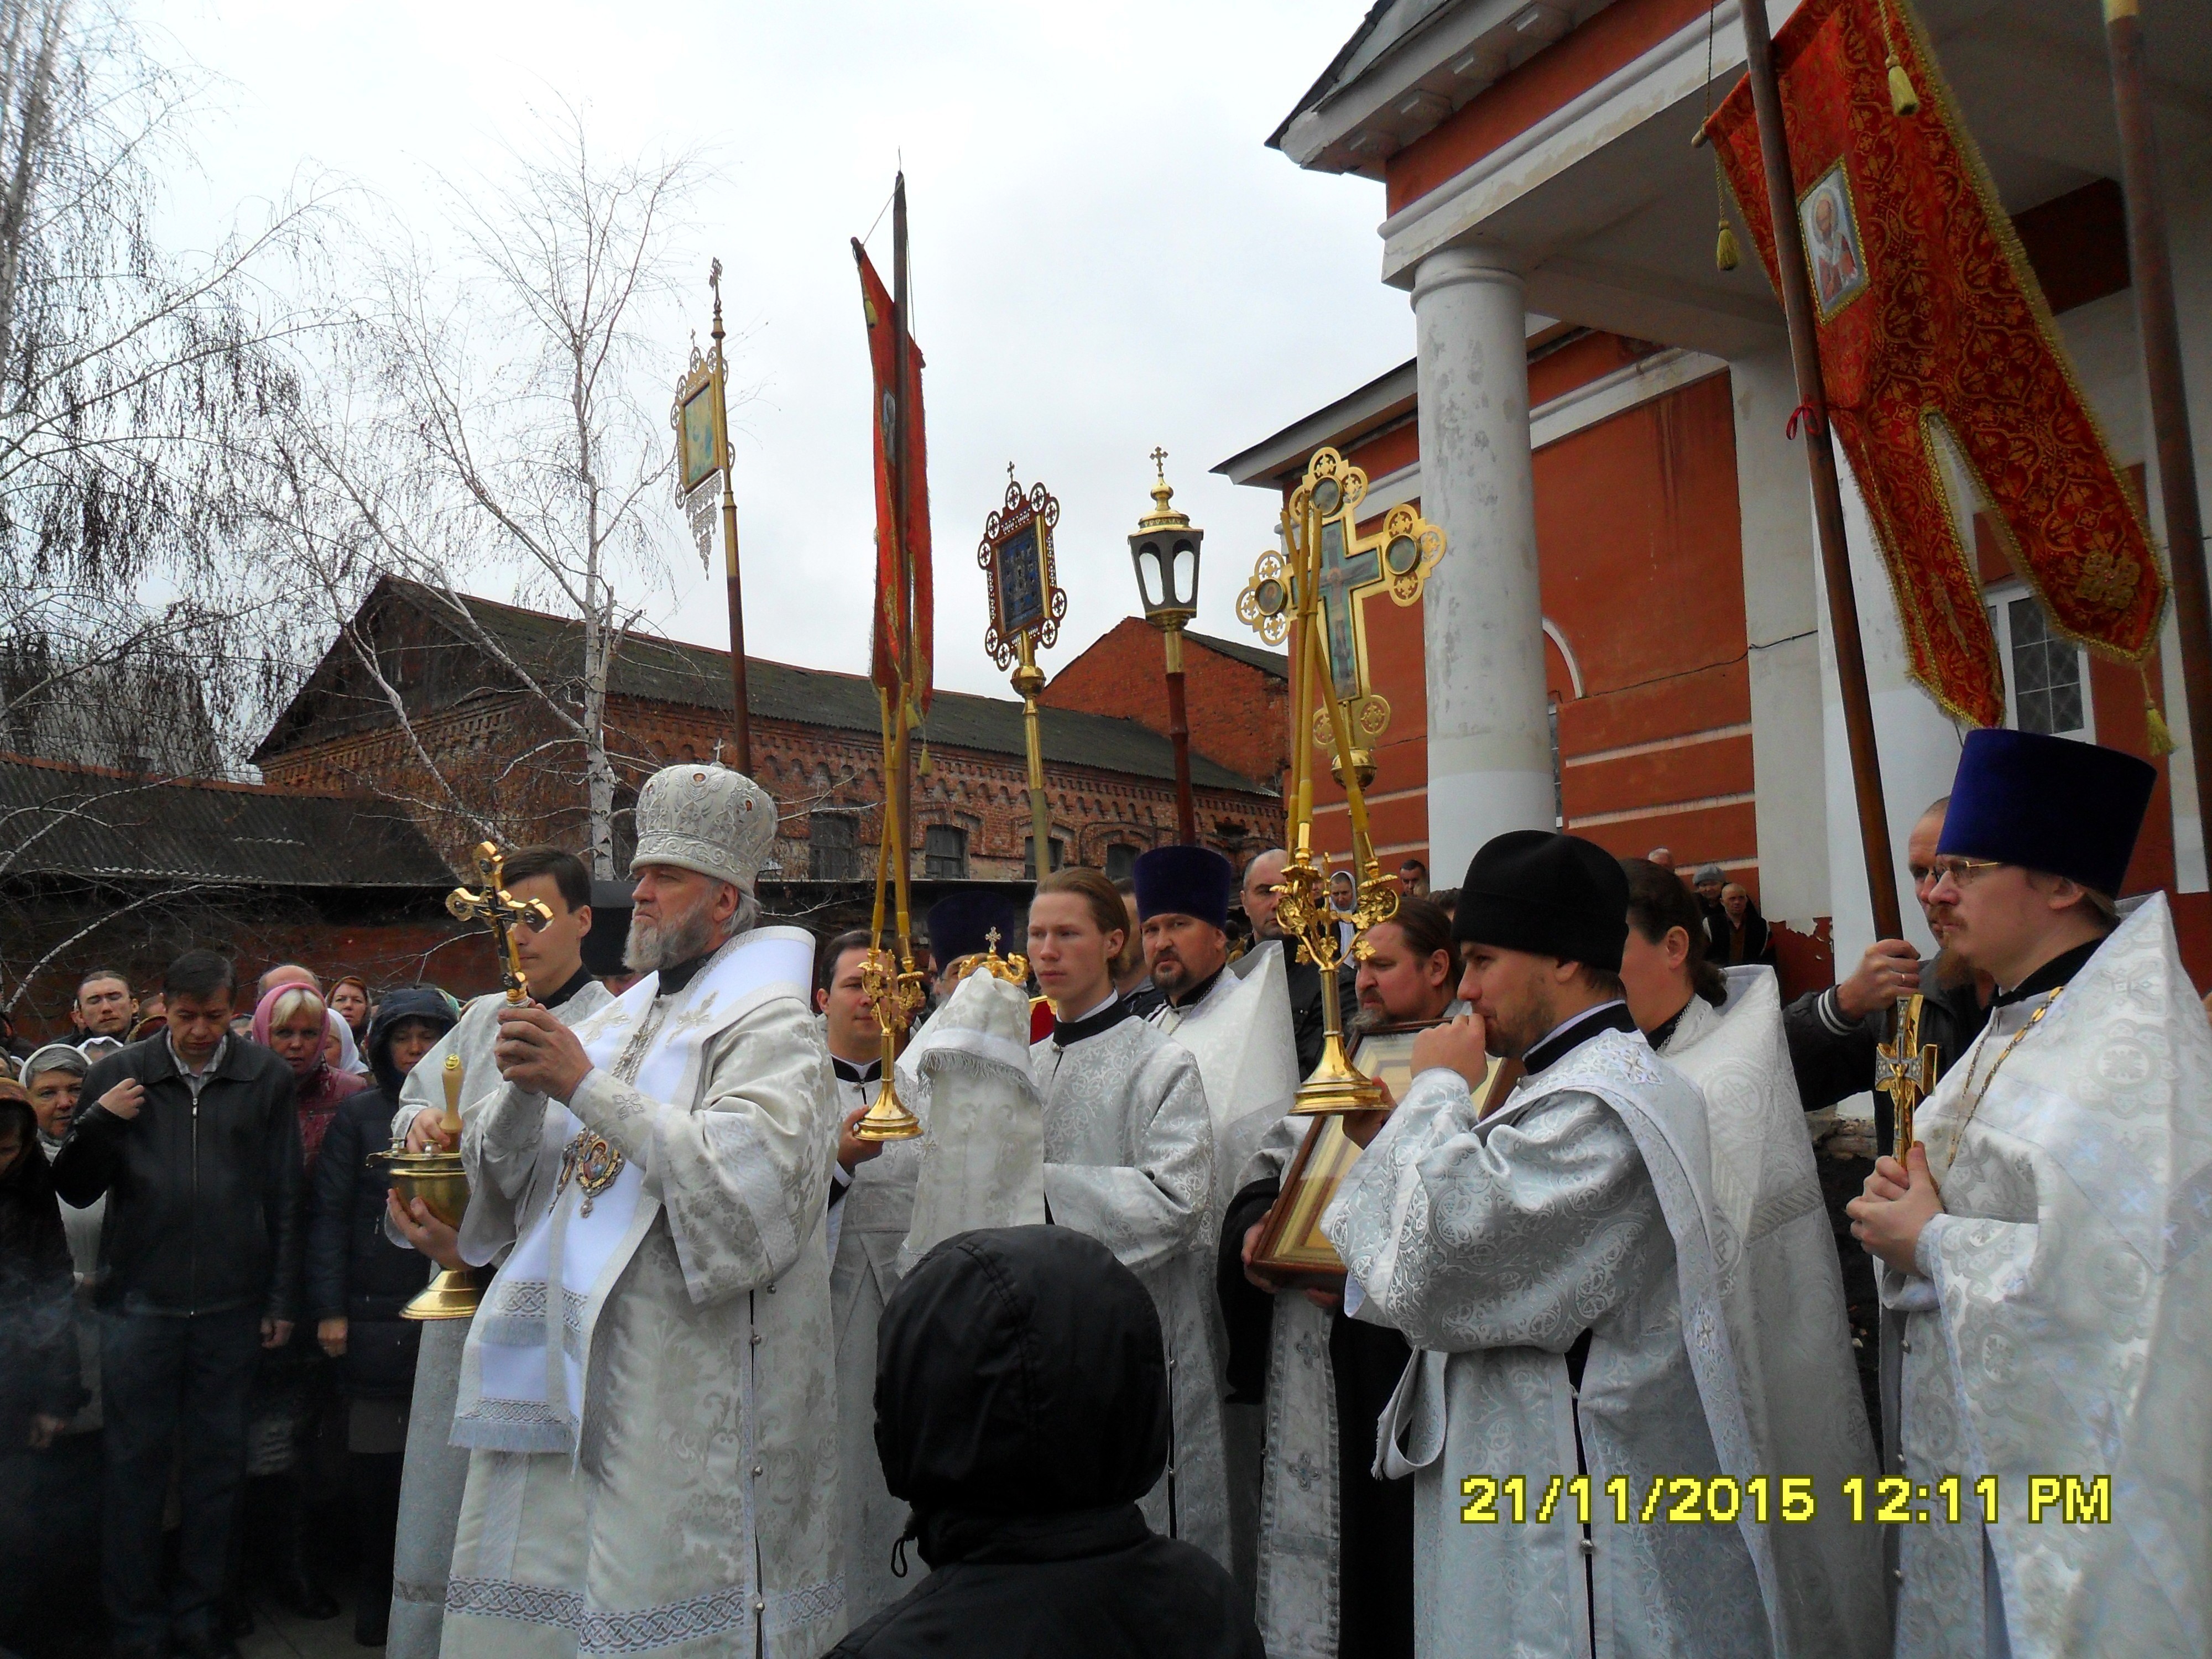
[446,842,554,1004]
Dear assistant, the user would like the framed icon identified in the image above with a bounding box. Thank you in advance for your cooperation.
[679,382,719,494]
[978,477,1066,670]
[1249,1022,1519,1287]
[1799,160,1869,322]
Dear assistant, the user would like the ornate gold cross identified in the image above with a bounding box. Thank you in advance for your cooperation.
[445,842,554,1004]
[1875,993,1939,1154]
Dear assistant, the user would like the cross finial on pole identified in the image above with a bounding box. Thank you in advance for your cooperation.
[1007,460,1017,484]
[1151,445,1168,481]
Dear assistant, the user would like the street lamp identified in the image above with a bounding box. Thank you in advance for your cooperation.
[1129,447,1204,844]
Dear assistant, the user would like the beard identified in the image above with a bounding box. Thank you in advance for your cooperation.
[625,893,719,973]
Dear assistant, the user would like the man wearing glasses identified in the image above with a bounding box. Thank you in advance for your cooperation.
[1781,795,1996,1145]
[1849,728,2209,1657]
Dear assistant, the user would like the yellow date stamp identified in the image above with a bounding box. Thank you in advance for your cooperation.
[1458,1475,2110,1525]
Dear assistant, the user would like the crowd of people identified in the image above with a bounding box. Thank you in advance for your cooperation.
[1,730,2205,1659]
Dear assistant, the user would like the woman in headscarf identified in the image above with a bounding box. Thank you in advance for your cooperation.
[239,981,367,1623]
[0,1091,86,1652]
[252,983,366,1179]
[328,975,372,1049]
[322,1008,371,1078]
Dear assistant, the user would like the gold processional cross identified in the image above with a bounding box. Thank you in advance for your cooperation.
[445,842,554,1004]
[1874,994,1939,1154]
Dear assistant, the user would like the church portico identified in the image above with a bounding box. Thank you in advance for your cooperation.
[1412,245,1556,878]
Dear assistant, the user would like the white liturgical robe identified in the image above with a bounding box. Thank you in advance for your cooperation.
[383,979,612,1659]
[1879,895,2212,1657]
[441,927,844,1659]
[1323,1018,1798,1659]
[1034,1003,1230,1569]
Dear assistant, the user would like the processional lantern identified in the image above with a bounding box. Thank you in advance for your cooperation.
[1128,448,1203,844]
[980,468,1067,879]
[1234,446,1444,1115]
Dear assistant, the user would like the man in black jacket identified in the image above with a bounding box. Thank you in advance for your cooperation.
[834,1225,1262,1659]
[53,949,303,1659]
[1239,848,1353,1081]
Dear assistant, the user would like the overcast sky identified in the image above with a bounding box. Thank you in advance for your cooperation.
[163,1,1411,701]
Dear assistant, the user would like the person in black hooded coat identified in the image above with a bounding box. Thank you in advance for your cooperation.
[833,1224,1262,1659]
[305,986,455,1645]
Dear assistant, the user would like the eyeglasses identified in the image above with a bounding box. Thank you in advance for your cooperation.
[1929,855,2007,888]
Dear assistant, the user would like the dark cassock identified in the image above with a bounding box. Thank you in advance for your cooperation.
[1866,731,2212,1656]
[1033,957,1229,1568]
[830,887,1015,1626]
[1323,833,1872,1659]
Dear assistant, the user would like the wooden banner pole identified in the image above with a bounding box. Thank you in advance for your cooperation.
[1739,0,1902,941]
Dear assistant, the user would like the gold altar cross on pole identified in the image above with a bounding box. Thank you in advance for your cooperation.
[1874,993,1939,1154]
[445,842,554,1004]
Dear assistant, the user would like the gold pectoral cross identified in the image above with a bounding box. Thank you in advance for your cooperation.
[446,842,554,1004]
[1875,993,1939,1155]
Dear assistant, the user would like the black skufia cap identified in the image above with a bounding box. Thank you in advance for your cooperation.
[1452,830,1631,972]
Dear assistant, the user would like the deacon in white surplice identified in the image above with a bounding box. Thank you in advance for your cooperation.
[441,764,844,1659]
[1323,832,1800,1659]
[1027,866,1228,1569]
[1851,729,2212,1658]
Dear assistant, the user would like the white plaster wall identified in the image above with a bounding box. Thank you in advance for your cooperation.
[2153,127,2212,893]
[1730,344,1830,926]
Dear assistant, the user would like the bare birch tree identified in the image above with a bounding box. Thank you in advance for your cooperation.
[268,100,702,878]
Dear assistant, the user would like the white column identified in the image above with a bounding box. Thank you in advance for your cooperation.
[1730,344,1830,926]
[1413,245,1553,883]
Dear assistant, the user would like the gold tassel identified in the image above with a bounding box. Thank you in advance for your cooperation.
[2143,668,2177,758]
[917,743,935,778]
[1717,220,1741,271]
[1887,58,1921,117]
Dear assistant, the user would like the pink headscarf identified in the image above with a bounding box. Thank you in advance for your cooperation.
[251,983,363,1173]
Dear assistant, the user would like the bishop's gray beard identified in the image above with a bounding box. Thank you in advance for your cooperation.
[625,895,718,973]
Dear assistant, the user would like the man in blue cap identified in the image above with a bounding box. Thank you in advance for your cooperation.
[1850,728,2209,1656]
[1132,846,1301,1613]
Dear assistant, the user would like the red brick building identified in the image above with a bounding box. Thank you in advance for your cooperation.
[253,578,1281,888]
[1039,620,1290,798]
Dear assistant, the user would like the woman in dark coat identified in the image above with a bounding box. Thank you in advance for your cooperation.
[306,987,456,1646]
[833,1224,1262,1659]
[0,1092,87,1651]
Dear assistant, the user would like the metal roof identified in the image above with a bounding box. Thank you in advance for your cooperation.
[347,581,1273,797]
[1185,630,1290,681]
[1,753,455,888]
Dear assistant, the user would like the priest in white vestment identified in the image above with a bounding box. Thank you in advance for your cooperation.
[441,764,844,1659]
[1226,896,1462,1659]
[1851,729,2212,1658]
[1619,858,1886,1657]
[1133,845,1301,1613]
[378,848,613,1659]
[1324,832,1802,1659]
[1028,865,1229,1569]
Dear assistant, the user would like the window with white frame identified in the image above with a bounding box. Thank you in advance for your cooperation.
[1986,586,2091,739]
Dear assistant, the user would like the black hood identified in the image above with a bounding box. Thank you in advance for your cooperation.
[365,987,457,1097]
[875,1225,1168,1521]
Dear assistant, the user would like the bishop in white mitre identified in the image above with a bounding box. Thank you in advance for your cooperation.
[1851,729,2212,1658]
[1324,832,1807,1659]
[379,848,614,1659]
[441,764,844,1659]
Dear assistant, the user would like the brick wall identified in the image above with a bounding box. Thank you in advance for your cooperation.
[1039,618,1289,795]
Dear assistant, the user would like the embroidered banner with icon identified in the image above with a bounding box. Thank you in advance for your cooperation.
[1704,0,2163,728]
[857,247,934,712]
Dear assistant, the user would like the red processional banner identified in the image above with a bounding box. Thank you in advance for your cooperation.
[856,247,934,712]
[1704,0,2163,728]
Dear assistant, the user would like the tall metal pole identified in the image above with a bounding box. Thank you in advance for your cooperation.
[1739,0,1902,941]
[708,264,752,775]
[2104,0,2212,840]
[1014,632,1054,873]
[1162,623,1196,843]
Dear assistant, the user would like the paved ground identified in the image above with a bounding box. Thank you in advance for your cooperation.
[238,1586,372,1659]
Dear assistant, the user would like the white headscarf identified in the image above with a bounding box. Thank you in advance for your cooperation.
[327,1009,369,1076]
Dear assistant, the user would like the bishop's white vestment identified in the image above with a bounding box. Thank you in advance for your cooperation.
[1323,1015,1792,1659]
[1879,895,2212,1657]
[1658,969,1886,1658]
[382,979,613,1659]
[1034,1003,1230,1568]
[441,927,844,1659]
